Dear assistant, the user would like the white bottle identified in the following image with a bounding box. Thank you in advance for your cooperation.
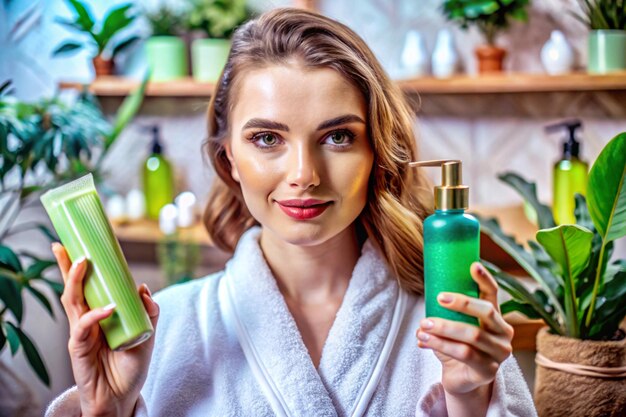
[541,30,574,75]
[432,29,458,78]
[400,30,429,78]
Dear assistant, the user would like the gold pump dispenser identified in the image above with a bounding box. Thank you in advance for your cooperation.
[408,159,468,210]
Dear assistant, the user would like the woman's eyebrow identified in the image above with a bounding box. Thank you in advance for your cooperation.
[241,114,365,133]
[316,114,365,130]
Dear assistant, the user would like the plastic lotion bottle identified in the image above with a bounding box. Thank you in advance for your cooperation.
[409,160,479,325]
[546,120,589,225]
[143,125,175,220]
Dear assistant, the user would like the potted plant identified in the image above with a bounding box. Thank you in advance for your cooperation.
[52,0,140,77]
[572,0,626,74]
[441,0,530,73]
[479,132,626,416]
[185,0,252,82]
[0,78,146,412]
[144,5,188,81]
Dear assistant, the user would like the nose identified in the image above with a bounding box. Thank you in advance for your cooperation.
[286,143,321,190]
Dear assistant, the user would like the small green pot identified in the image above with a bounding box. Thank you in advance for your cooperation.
[191,38,231,82]
[145,36,188,81]
[588,30,626,74]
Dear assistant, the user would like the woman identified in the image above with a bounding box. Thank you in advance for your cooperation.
[47,8,536,417]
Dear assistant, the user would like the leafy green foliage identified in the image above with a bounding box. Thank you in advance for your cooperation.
[481,132,626,340]
[145,5,184,37]
[52,0,139,59]
[442,0,531,44]
[0,78,146,385]
[185,0,254,39]
[572,0,626,30]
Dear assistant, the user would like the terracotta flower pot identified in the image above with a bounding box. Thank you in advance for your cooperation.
[92,55,114,77]
[534,327,626,417]
[475,45,506,73]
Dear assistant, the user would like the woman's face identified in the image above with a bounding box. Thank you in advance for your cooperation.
[225,63,374,247]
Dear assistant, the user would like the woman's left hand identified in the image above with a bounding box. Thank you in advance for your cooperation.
[416,262,514,396]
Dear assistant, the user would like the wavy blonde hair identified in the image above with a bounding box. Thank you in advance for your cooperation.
[203,7,433,295]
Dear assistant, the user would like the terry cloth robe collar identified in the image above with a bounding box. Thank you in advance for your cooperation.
[220,226,408,417]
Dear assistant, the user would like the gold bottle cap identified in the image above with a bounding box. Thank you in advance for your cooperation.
[408,159,469,210]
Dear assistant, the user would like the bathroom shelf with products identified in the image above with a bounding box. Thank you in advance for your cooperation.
[60,73,626,118]
[59,71,626,96]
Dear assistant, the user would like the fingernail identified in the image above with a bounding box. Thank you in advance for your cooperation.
[102,303,116,312]
[51,242,60,251]
[143,283,152,298]
[417,331,430,342]
[438,293,454,304]
[476,263,487,276]
[421,319,434,330]
[70,257,86,271]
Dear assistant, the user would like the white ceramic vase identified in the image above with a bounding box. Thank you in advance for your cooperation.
[400,30,429,77]
[432,29,458,78]
[540,30,574,75]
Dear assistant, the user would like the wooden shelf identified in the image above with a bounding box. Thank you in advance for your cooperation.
[59,72,626,98]
[397,71,626,94]
[59,76,215,97]
[112,219,212,244]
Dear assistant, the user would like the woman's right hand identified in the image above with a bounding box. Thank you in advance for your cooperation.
[52,243,160,417]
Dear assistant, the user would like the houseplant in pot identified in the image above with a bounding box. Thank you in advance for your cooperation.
[144,5,187,81]
[478,131,626,416]
[52,0,139,77]
[441,0,530,73]
[0,78,146,412]
[572,0,626,73]
[185,0,252,82]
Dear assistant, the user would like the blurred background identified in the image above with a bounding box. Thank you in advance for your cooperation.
[1,0,625,415]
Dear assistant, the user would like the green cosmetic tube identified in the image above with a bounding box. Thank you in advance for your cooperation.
[41,174,153,350]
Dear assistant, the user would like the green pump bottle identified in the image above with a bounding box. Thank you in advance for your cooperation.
[142,125,175,220]
[410,160,480,326]
[546,120,588,225]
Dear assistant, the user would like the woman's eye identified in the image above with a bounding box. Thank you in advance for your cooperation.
[250,132,280,148]
[324,130,355,147]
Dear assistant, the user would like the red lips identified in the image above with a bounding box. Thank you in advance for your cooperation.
[276,199,332,220]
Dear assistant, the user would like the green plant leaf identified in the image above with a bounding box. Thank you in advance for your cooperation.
[106,73,148,149]
[25,285,54,318]
[12,324,50,386]
[536,225,594,337]
[52,41,83,56]
[24,259,57,280]
[36,224,59,242]
[574,193,594,230]
[586,261,626,339]
[98,4,136,52]
[497,172,556,229]
[0,272,22,323]
[479,216,566,326]
[483,260,562,333]
[3,322,20,354]
[0,245,22,273]
[67,0,94,32]
[587,132,626,244]
[39,278,64,297]
[111,35,140,58]
[501,299,544,319]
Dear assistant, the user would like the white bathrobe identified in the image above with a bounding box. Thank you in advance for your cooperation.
[46,226,537,417]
